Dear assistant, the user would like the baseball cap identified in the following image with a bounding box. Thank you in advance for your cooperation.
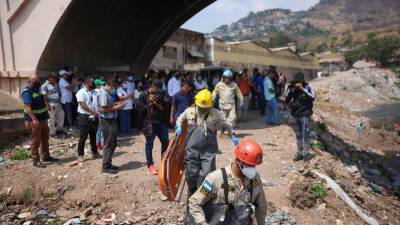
[94,79,106,86]
[59,69,71,76]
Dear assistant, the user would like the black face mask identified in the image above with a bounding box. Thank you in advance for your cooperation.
[32,81,41,89]
[197,106,211,114]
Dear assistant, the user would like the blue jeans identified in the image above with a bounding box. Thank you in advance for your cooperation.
[118,109,131,135]
[61,102,74,128]
[145,123,169,167]
[265,97,280,125]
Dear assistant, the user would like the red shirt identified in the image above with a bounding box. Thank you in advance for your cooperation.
[236,79,252,96]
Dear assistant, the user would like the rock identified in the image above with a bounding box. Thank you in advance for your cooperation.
[35,209,48,219]
[1,213,16,221]
[101,213,116,222]
[6,187,12,195]
[80,206,93,220]
[17,212,32,219]
[23,221,32,225]
[345,165,359,174]
[316,203,326,211]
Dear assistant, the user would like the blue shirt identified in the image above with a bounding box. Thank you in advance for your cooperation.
[263,77,275,101]
[172,91,194,119]
[22,91,33,105]
[255,76,265,94]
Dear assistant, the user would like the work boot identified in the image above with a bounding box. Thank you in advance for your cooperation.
[109,164,119,170]
[303,153,316,162]
[292,153,303,162]
[43,156,59,163]
[33,161,46,168]
[102,167,118,174]
[148,165,157,175]
[92,152,102,160]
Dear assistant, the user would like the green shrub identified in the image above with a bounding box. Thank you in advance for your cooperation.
[310,142,323,150]
[11,149,31,161]
[312,183,327,199]
[20,188,35,204]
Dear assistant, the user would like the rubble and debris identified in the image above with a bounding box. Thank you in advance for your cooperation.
[289,180,316,209]
[265,209,296,225]
[312,170,379,225]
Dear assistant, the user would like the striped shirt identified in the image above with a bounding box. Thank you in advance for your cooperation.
[97,87,117,119]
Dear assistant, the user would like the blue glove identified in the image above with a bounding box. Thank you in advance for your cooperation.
[204,223,211,225]
[232,135,239,146]
[176,126,182,137]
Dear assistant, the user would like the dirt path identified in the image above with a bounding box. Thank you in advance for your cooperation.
[1,114,399,225]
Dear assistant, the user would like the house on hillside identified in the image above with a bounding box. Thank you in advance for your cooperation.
[317,52,348,75]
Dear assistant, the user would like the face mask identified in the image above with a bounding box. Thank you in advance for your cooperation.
[197,77,202,81]
[122,84,128,89]
[197,107,210,114]
[238,161,257,179]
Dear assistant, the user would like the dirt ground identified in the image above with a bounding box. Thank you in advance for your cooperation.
[1,111,399,225]
[1,68,400,225]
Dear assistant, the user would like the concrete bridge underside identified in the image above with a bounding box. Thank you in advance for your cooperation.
[38,0,216,75]
[0,0,215,98]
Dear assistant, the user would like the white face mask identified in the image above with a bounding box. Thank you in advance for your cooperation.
[122,83,128,89]
[238,161,257,179]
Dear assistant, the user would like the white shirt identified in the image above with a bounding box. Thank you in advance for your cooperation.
[167,76,181,97]
[194,80,208,91]
[76,86,95,115]
[59,78,73,104]
[117,87,133,110]
[127,82,135,95]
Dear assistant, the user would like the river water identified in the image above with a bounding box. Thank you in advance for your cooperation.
[363,103,400,130]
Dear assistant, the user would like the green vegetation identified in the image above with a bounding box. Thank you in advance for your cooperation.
[316,121,327,131]
[310,142,324,150]
[345,35,400,66]
[314,43,329,53]
[261,32,294,48]
[21,187,35,204]
[47,219,62,225]
[312,182,327,199]
[11,148,31,161]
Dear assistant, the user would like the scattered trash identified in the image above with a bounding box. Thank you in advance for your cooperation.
[6,187,12,195]
[23,221,32,225]
[265,209,296,225]
[336,219,344,225]
[367,183,383,194]
[63,217,80,225]
[356,122,365,133]
[17,212,32,219]
[101,213,116,222]
[23,144,31,150]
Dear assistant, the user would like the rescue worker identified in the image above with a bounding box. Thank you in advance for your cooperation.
[189,139,267,225]
[175,89,239,198]
[212,69,244,135]
[22,74,59,168]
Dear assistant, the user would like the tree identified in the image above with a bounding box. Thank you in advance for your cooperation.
[315,43,329,53]
[264,32,294,48]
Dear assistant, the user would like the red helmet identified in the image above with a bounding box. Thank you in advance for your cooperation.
[234,140,263,166]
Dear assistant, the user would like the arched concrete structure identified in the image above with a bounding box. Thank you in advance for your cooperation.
[37,0,216,76]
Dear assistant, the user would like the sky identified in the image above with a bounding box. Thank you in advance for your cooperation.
[181,0,320,33]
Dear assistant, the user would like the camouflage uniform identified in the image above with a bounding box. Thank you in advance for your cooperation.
[213,81,243,130]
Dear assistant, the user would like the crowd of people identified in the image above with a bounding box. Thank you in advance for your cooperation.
[21,66,316,172]
[21,65,316,224]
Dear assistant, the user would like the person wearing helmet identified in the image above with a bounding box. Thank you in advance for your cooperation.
[175,89,239,202]
[188,139,267,225]
[212,69,244,135]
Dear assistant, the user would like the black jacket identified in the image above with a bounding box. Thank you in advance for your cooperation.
[137,90,168,125]
[285,84,315,117]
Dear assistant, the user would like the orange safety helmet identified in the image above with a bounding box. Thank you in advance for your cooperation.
[234,140,263,166]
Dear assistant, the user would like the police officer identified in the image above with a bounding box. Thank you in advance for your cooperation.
[213,70,244,135]
[176,89,239,198]
[22,74,59,168]
[189,139,267,225]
